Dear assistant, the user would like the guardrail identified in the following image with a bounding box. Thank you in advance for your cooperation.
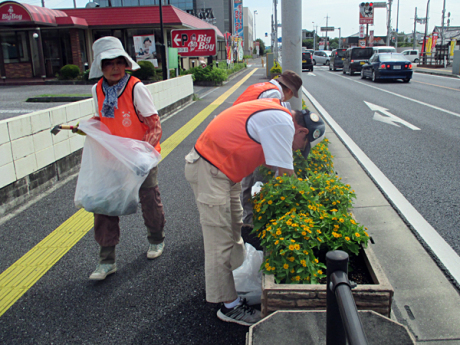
[326,250,369,345]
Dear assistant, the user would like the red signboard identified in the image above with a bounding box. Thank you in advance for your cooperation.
[359,3,374,25]
[0,3,31,22]
[171,29,217,57]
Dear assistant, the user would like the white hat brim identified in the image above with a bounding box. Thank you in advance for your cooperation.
[89,49,140,79]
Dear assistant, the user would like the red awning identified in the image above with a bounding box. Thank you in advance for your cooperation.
[61,5,224,38]
[0,1,68,26]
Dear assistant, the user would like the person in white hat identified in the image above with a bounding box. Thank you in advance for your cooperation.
[87,36,166,280]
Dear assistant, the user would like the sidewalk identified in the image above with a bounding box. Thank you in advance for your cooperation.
[413,65,459,78]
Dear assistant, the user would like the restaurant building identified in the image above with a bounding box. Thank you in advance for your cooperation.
[0,1,224,80]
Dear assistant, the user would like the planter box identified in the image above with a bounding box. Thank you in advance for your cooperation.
[261,244,394,318]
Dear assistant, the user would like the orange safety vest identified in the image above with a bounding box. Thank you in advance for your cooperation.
[233,82,280,105]
[96,75,161,153]
[195,99,292,183]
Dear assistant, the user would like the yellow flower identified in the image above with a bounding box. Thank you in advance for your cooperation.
[288,256,295,262]
[268,200,273,205]
[276,230,282,236]
[314,259,319,263]
[292,186,296,189]
[295,275,301,281]
[318,270,323,275]
[339,218,344,223]
[265,263,270,268]
[275,240,279,245]
[294,244,300,250]
[280,237,284,240]
[289,245,295,251]
[345,237,350,241]
[280,196,285,201]
[299,190,305,194]
[290,269,295,273]
[283,264,289,269]
[303,251,309,255]
[364,231,369,237]
[258,216,262,220]
[355,233,361,237]
[291,239,296,243]
[316,230,321,234]
[301,231,306,236]
[317,237,322,242]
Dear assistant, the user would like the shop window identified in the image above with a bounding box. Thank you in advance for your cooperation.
[78,30,88,67]
[1,32,29,63]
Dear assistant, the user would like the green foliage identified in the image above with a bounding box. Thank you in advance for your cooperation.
[243,54,252,59]
[131,60,155,80]
[255,38,266,55]
[169,69,176,78]
[302,39,314,49]
[252,139,370,284]
[59,64,80,80]
[270,60,282,74]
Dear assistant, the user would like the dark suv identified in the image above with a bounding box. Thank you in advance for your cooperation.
[302,52,313,72]
[343,47,374,75]
[329,48,347,71]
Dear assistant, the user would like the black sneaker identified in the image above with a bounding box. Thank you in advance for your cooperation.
[216,298,261,326]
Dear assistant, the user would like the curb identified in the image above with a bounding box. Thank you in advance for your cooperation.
[26,96,91,103]
[414,70,460,78]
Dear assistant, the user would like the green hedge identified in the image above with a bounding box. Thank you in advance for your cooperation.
[59,64,80,80]
[131,60,156,80]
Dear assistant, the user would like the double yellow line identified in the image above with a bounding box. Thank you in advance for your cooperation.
[0,68,257,317]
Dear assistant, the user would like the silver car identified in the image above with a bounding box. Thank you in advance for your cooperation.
[312,50,332,65]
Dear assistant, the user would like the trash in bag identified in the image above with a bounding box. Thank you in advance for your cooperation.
[251,181,264,196]
[233,243,263,305]
[74,118,161,216]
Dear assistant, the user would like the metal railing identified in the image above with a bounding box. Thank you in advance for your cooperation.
[326,250,369,345]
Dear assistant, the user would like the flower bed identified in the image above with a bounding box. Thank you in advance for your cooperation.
[251,138,393,316]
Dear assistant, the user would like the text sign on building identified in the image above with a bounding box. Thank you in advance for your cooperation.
[359,2,374,25]
[171,29,217,57]
[359,25,365,38]
[0,4,31,22]
[234,0,244,39]
[320,27,335,32]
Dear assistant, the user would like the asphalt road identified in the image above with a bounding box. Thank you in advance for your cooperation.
[0,67,271,344]
[302,65,460,256]
[0,85,94,121]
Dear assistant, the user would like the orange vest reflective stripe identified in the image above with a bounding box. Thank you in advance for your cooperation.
[233,82,280,105]
[195,99,291,183]
[96,75,161,153]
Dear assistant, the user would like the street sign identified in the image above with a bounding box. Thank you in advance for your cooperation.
[171,28,217,57]
[359,2,374,25]
[372,1,387,8]
[321,26,335,32]
[359,39,366,47]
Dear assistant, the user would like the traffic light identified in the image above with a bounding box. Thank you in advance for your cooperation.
[360,2,374,17]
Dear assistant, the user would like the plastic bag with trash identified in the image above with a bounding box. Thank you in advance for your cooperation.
[233,243,264,305]
[74,118,161,216]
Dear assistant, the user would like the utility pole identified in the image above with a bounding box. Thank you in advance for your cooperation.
[159,0,168,80]
[395,0,400,48]
[281,0,302,110]
[413,7,417,50]
[254,10,258,40]
[440,0,446,46]
[312,22,316,50]
[337,27,341,49]
[386,0,393,46]
[325,14,330,50]
[271,14,275,54]
[274,0,278,61]
[423,0,431,63]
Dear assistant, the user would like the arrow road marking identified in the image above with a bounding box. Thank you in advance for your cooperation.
[173,34,181,46]
[364,101,421,130]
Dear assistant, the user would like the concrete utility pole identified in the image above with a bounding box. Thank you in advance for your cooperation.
[423,0,431,61]
[386,0,393,46]
[337,27,341,48]
[312,22,316,50]
[281,0,302,110]
[413,7,417,50]
[440,0,446,46]
[274,0,278,61]
[395,0,400,48]
[325,14,330,50]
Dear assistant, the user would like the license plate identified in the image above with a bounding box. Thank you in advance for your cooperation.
[393,65,401,69]
[302,60,306,63]
[360,61,365,65]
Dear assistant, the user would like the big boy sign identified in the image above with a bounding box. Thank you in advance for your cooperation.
[0,4,31,23]
[171,29,217,57]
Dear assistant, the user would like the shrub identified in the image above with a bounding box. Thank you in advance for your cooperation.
[252,139,370,284]
[131,60,155,80]
[243,54,252,59]
[209,68,228,83]
[81,69,100,81]
[59,64,80,80]
[270,61,282,75]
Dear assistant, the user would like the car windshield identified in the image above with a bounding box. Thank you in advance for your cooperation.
[336,50,346,57]
[352,48,374,59]
[379,53,409,62]
[302,53,311,59]
[378,48,396,53]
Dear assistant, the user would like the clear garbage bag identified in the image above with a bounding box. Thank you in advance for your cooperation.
[74,118,161,216]
[233,243,264,305]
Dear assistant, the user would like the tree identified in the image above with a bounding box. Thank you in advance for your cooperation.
[302,39,314,49]
[256,38,266,55]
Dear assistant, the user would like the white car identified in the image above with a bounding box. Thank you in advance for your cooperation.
[402,49,420,64]
[312,50,332,65]
[373,46,396,54]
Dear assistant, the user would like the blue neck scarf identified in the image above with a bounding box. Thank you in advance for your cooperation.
[101,73,130,118]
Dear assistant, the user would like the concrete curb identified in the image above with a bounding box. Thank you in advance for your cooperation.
[414,69,460,78]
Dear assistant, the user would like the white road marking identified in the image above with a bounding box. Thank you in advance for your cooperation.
[302,85,460,286]
[365,101,421,130]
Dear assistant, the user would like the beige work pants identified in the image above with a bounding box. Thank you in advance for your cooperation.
[184,149,245,303]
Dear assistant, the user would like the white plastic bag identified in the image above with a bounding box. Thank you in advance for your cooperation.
[251,181,264,196]
[233,243,263,305]
[74,118,161,216]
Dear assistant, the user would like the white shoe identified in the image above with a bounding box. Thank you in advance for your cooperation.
[147,242,164,259]
[89,263,117,280]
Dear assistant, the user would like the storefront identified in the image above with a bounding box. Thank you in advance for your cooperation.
[0,1,224,80]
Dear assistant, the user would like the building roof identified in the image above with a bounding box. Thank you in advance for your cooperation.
[61,5,224,38]
[0,1,68,26]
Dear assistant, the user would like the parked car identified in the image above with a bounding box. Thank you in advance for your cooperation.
[361,53,413,83]
[342,47,374,75]
[312,50,332,65]
[329,48,347,71]
[373,46,397,54]
[302,52,314,72]
[402,49,420,64]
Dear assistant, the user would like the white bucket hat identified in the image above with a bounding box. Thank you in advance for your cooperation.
[89,36,140,79]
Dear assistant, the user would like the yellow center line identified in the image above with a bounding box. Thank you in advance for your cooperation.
[0,68,258,317]
[412,79,460,92]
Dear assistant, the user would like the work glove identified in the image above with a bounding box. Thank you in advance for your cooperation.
[72,122,86,136]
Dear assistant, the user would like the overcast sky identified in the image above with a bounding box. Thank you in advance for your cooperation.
[17,0,459,47]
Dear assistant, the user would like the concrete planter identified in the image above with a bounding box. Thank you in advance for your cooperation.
[261,244,393,318]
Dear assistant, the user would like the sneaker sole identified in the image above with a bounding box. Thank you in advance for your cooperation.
[216,309,254,326]
[147,251,163,259]
[89,268,117,280]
